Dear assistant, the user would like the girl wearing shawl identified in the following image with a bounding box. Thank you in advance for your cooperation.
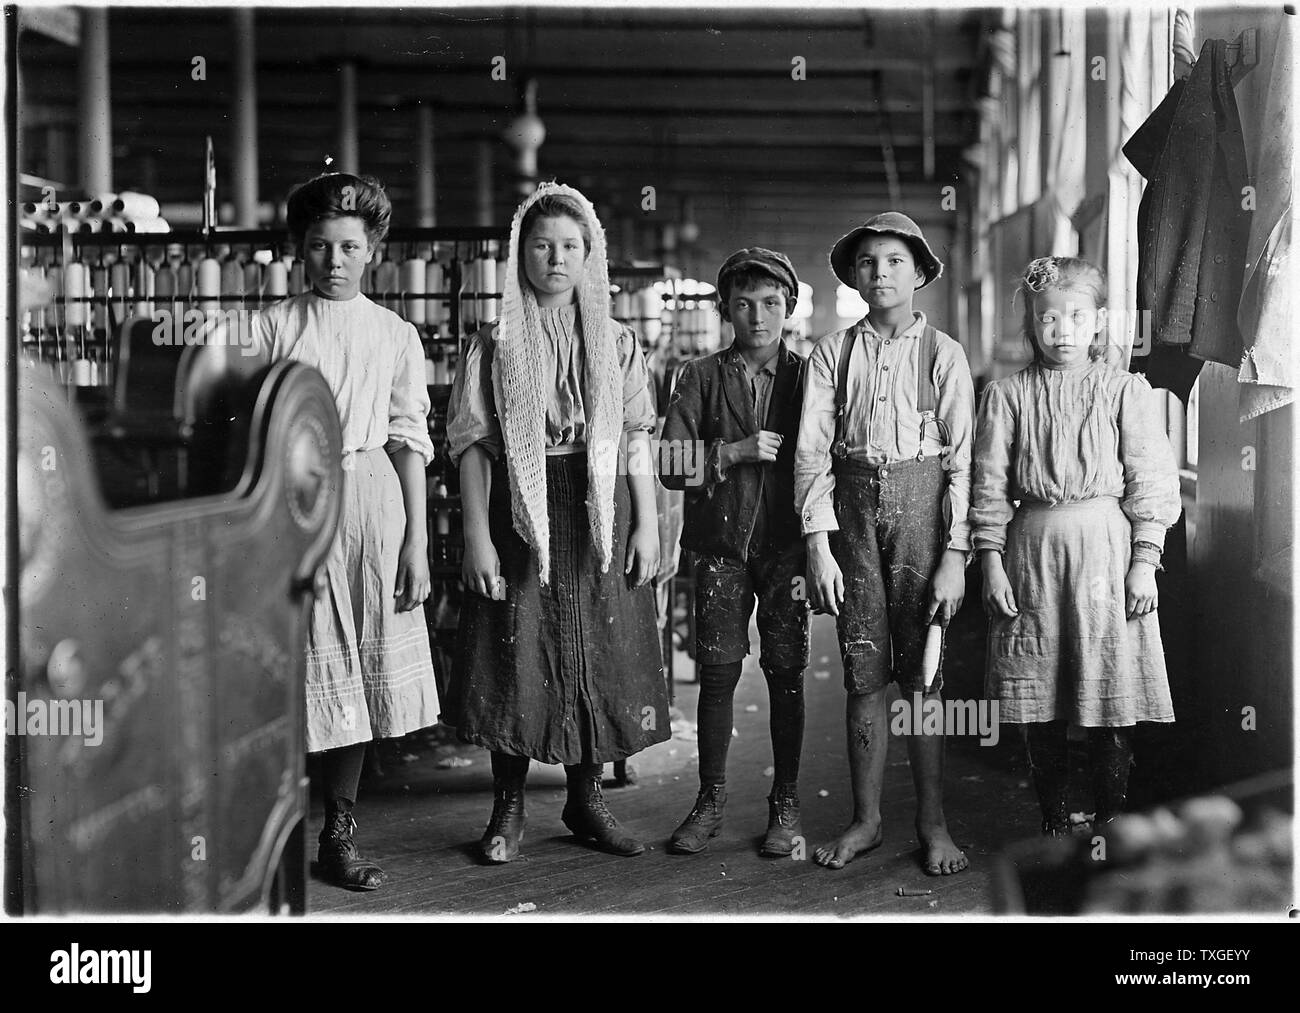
[447,183,669,862]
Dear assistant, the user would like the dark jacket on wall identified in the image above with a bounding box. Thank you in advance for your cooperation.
[660,340,804,561]
[1124,37,1251,396]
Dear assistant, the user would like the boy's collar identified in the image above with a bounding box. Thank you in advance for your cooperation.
[724,338,786,370]
[855,310,927,339]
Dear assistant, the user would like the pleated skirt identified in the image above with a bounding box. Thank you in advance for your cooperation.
[304,448,440,752]
[451,453,670,764]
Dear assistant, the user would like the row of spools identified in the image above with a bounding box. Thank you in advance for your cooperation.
[23,245,509,332]
[20,191,172,234]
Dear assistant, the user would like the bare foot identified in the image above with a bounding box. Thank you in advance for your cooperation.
[918,822,969,876]
[813,820,883,869]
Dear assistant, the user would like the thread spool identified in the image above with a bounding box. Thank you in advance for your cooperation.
[425,260,444,329]
[243,261,262,308]
[134,258,155,318]
[221,259,244,311]
[400,257,426,324]
[110,261,131,318]
[264,260,288,299]
[197,256,221,313]
[153,264,175,318]
[921,623,943,690]
[480,255,498,323]
[89,264,107,329]
[177,257,194,305]
[63,262,88,327]
[289,261,306,296]
[374,261,399,306]
[112,192,161,219]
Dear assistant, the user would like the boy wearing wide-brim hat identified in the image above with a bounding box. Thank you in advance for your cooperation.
[795,212,975,875]
[659,248,810,858]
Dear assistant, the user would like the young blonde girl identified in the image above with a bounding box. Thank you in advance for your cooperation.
[972,256,1181,836]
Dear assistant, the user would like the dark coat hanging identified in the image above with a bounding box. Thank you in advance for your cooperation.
[1124,37,1251,401]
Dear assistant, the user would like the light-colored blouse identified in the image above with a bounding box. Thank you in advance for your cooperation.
[446,304,657,464]
[971,361,1182,551]
[250,291,434,465]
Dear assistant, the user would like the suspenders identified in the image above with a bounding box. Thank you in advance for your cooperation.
[831,324,946,460]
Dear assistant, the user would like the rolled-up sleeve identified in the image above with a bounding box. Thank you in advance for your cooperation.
[970,381,1017,552]
[935,338,975,552]
[794,333,841,534]
[1118,375,1182,549]
[446,328,503,465]
[619,325,657,434]
[385,323,435,465]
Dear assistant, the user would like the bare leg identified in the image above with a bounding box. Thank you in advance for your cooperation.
[814,688,887,869]
[906,691,968,876]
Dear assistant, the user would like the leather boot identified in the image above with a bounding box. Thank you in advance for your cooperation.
[318,801,385,891]
[561,765,644,856]
[760,783,802,857]
[668,784,727,854]
[479,753,528,864]
[1088,727,1134,828]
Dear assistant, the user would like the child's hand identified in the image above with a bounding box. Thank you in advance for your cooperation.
[806,537,844,617]
[463,535,505,601]
[625,521,659,589]
[727,431,783,466]
[395,539,431,612]
[925,550,966,625]
[1125,562,1158,619]
[981,552,1019,619]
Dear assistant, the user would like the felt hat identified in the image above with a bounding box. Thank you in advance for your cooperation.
[828,211,943,289]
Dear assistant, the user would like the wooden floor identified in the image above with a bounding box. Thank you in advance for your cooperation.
[306,591,1053,918]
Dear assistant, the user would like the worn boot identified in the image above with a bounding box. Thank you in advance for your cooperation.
[561,764,644,856]
[1026,721,1071,836]
[318,800,385,890]
[1088,727,1134,829]
[760,783,803,857]
[479,752,528,864]
[668,784,727,854]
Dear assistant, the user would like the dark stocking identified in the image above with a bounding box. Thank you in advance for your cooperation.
[1087,726,1134,827]
[1024,720,1070,835]
[321,742,367,808]
[696,661,744,787]
[763,665,805,789]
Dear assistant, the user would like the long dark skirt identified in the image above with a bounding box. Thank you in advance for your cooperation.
[451,453,670,764]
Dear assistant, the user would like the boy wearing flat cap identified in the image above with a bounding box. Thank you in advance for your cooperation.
[659,248,810,858]
[795,212,974,875]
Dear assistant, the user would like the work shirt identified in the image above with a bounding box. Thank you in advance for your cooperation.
[793,311,974,551]
[740,354,777,552]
